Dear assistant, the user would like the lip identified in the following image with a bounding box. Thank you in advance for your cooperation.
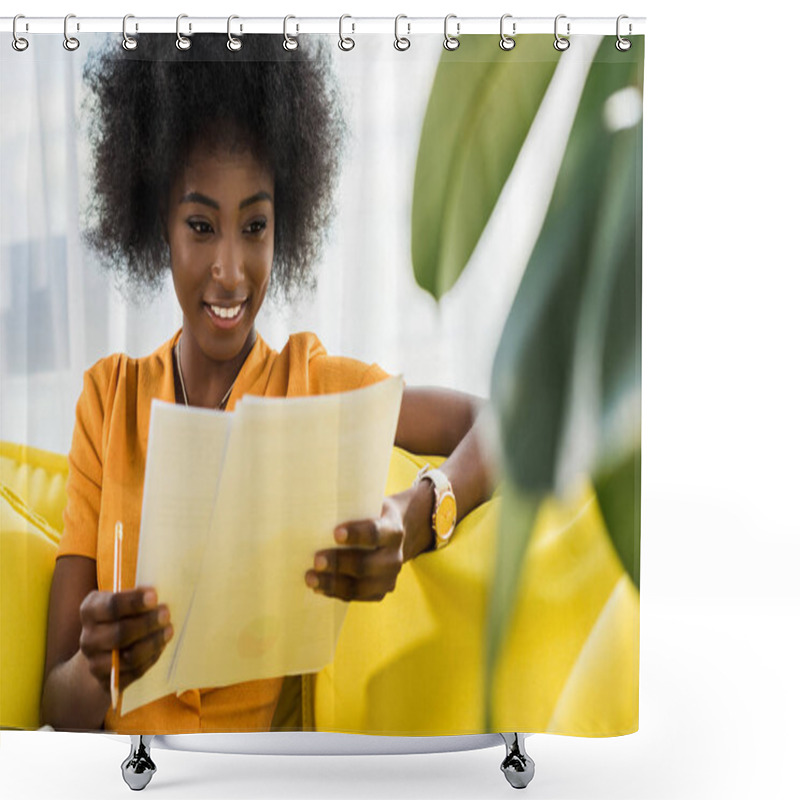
[204,299,248,330]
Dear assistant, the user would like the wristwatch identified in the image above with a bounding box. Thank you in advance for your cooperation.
[413,465,457,550]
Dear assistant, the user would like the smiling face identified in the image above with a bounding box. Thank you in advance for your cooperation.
[165,143,275,367]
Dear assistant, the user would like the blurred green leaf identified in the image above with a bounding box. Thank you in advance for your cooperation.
[485,483,541,727]
[594,446,641,590]
[574,115,642,587]
[487,37,644,686]
[597,119,642,466]
[411,36,560,299]
[491,44,640,492]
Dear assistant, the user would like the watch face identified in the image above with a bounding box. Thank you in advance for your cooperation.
[435,493,457,540]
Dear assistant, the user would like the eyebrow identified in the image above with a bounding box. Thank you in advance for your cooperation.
[239,191,273,209]
[179,190,273,210]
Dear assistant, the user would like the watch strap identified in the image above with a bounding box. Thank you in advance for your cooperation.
[413,464,457,550]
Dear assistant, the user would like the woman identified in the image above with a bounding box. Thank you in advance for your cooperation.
[40,34,492,733]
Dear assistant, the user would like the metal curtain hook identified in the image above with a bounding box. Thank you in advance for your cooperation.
[338,14,355,51]
[122,14,138,51]
[63,13,80,51]
[443,14,460,51]
[554,14,570,51]
[227,15,242,51]
[394,14,410,51]
[176,13,191,50]
[616,14,632,51]
[283,15,298,50]
[12,14,29,51]
[499,13,515,51]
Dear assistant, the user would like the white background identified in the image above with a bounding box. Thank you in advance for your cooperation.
[2,1,799,799]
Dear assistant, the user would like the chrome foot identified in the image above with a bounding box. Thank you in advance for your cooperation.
[500,733,535,789]
[121,735,156,791]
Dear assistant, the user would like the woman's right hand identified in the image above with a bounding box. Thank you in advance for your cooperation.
[78,587,173,693]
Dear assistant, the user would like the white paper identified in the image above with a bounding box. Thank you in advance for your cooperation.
[122,376,403,716]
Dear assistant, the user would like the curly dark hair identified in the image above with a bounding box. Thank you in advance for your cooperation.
[82,33,345,299]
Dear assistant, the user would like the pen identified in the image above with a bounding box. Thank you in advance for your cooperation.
[111,521,123,714]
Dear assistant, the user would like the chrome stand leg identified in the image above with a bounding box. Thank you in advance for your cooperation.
[500,733,535,789]
[121,735,156,791]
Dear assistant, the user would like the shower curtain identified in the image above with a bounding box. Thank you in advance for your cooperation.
[0,21,643,740]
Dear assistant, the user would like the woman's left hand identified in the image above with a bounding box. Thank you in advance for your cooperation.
[306,484,435,602]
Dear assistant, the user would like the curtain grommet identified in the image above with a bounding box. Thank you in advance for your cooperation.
[63,13,80,51]
[12,14,29,51]
[443,14,460,51]
[122,14,138,51]
[394,15,410,51]
[338,14,355,51]
[283,15,299,51]
[554,14,570,51]
[616,15,632,51]
[227,15,242,51]
[176,13,191,50]
[499,14,515,51]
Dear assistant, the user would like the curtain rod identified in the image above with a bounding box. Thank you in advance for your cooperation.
[1,16,646,37]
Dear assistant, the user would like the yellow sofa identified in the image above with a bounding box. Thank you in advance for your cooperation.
[0,441,638,735]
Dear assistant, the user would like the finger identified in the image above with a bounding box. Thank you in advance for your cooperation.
[312,547,402,581]
[118,625,174,678]
[120,645,165,691]
[82,622,173,687]
[81,587,159,624]
[83,605,171,653]
[306,570,397,602]
[334,517,402,549]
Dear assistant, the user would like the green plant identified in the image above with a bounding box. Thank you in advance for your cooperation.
[412,34,643,725]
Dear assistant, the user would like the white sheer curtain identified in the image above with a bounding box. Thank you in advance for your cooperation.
[1,32,579,455]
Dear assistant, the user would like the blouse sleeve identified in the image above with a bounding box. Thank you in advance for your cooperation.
[57,359,114,560]
[309,355,390,394]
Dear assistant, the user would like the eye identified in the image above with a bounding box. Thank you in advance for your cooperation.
[187,219,213,235]
[244,218,267,235]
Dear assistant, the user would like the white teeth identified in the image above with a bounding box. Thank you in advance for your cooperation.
[209,303,242,319]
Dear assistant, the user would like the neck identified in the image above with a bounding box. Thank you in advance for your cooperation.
[175,326,256,409]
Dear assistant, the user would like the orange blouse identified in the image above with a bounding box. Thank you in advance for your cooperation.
[57,329,388,733]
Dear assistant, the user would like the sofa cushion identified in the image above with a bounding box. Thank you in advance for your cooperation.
[315,450,639,736]
[0,441,638,736]
[0,442,69,534]
[0,483,60,729]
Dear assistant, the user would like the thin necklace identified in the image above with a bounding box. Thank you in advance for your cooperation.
[175,336,237,410]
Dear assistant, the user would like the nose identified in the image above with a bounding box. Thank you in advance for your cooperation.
[211,236,245,290]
